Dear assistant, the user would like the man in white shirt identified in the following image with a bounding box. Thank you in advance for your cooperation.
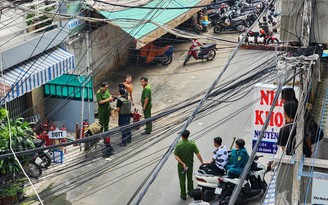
[202,137,228,175]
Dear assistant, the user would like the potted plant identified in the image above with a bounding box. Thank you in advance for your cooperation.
[0,108,36,203]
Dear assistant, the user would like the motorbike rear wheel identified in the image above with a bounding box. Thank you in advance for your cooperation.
[214,25,223,34]
[206,49,216,61]
[183,54,191,66]
[24,162,42,178]
[160,54,172,65]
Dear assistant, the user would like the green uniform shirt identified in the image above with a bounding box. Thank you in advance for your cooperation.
[141,84,152,107]
[96,89,111,111]
[174,139,199,166]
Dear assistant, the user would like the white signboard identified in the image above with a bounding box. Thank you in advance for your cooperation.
[253,84,284,153]
[312,172,328,205]
[48,129,67,139]
[252,84,299,154]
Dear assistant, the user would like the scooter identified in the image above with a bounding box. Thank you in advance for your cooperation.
[183,43,217,66]
[23,154,43,178]
[195,166,225,202]
[216,155,268,205]
[194,138,236,202]
[213,14,251,33]
[33,138,52,168]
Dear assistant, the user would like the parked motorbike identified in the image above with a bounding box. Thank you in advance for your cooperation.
[23,154,42,178]
[135,44,174,66]
[195,165,225,202]
[33,138,52,168]
[183,43,217,66]
[213,14,252,33]
[216,155,268,205]
[259,25,279,44]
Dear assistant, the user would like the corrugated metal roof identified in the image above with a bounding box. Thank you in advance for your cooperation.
[99,0,204,40]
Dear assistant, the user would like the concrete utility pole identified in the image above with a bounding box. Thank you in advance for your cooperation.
[291,0,312,204]
[301,0,312,46]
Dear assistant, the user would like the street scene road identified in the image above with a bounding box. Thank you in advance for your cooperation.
[2,0,328,204]
[23,36,276,205]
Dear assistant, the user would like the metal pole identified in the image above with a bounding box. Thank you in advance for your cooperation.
[301,0,312,47]
[228,82,284,205]
[291,65,311,204]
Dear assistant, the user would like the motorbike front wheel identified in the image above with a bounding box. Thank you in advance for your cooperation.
[217,189,232,205]
[24,162,42,178]
[206,49,216,61]
[183,54,191,66]
[160,54,172,65]
[214,25,223,34]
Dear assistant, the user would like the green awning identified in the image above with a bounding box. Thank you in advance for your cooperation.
[44,74,93,101]
[98,0,211,48]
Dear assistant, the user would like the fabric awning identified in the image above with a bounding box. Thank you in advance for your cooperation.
[0,47,75,102]
[98,0,212,48]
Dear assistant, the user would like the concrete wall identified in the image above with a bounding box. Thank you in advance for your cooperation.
[64,23,133,89]
[275,153,328,204]
[65,32,89,75]
[281,0,328,44]
[89,24,134,88]
[45,98,95,132]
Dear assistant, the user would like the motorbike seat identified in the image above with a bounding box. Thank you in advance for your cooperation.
[200,44,215,49]
[249,31,260,36]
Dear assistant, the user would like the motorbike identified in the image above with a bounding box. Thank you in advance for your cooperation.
[183,43,217,66]
[213,14,252,33]
[135,44,174,66]
[239,28,279,45]
[194,138,236,202]
[23,154,43,178]
[259,25,279,44]
[32,138,52,168]
[195,165,225,202]
[216,155,268,205]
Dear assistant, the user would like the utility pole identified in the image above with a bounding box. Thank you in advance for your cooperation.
[291,0,312,204]
[301,0,312,47]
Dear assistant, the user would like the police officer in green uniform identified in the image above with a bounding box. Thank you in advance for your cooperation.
[115,88,132,146]
[96,82,114,132]
[174,130,204,200]
[140,77,152,135]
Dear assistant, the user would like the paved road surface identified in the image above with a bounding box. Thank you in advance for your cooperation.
[25,34,276,205]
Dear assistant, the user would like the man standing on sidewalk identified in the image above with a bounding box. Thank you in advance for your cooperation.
[140,77,152,135]
[174,130,204,200]
[116,88,132,146]
[96,82,114,132]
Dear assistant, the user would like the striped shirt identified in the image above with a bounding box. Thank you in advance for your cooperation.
[213,145,228,170]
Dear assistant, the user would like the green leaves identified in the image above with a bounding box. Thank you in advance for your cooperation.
[0,108,36,181]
